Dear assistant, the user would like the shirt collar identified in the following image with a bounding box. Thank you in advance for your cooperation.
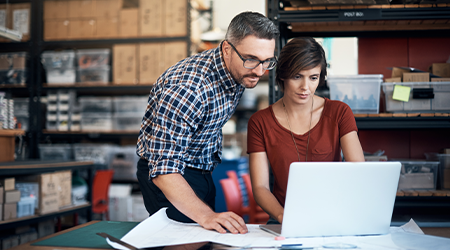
[214,41,238,90]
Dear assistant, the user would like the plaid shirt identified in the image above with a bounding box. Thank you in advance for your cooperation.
[136,42,245,177]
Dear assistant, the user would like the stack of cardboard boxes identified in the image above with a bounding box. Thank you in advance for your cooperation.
[43,0,187,40]
[0,3,31,42]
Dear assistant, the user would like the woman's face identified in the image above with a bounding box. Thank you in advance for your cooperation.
[283,65,322,105]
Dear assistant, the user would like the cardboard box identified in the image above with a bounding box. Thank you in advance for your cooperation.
[0,4,11,42]
[139,43,164,84]
[69,19,96,40]
[68,0,96,19]
[96,17,119,38]
[391,67,410,79]
[55,170,72,208]
[403,72,429,82]
[4,203,17,220]
[432,78,450,82]
[139,0,163,37]
[164,42,188,70]
[38,219,55,238]
[43,0,69,20]
[21,173,59,215]
[113,44,138,84]
[384,77,401,83]
[1,178,15,191]
[4,190,21,203]
[431,63,450,78]
[164,0,187,37]
[44,20,70,41]
[11,3,31,41]
[119,8,138,38]
[95,0,121,18]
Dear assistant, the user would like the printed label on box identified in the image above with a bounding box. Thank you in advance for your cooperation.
[13,9,29,34]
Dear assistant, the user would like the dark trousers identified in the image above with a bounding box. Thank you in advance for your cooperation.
[136,158,216,223]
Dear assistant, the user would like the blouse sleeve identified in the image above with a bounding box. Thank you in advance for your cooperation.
[338,102,358,138]
[247,111,267,154]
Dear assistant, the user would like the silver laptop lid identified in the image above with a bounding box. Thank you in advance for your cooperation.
[281,162,401,238]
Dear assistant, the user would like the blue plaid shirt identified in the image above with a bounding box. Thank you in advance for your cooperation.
[136,42,245,177]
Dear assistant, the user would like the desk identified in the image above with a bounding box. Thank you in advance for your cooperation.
[9,220,450,250]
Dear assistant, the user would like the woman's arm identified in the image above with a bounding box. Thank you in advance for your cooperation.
[249,152,285,223]
[340,131,365,162]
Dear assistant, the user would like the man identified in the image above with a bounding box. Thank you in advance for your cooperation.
[136,11,279,234]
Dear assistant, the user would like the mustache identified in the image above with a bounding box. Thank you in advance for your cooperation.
[243,74,262,78]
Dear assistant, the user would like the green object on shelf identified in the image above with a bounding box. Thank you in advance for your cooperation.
[32,221,138,249]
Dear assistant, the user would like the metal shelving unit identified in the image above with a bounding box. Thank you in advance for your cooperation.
[0,0,191,157]
[0,160,95,231]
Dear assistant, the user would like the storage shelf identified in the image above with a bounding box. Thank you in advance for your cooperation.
[0,203,91,230]
[42,130,139,138]
[40,36,189,48]
[0,160,94,175]
[355,116,450,129]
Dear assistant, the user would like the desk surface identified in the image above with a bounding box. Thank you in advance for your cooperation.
[9,221,450,250]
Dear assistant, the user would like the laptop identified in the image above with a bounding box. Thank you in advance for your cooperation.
[260,161,401,238]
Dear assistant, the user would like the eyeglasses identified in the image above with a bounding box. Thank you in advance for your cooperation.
[227,41,277,70]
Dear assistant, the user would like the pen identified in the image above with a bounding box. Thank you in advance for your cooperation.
[280,244,314,250]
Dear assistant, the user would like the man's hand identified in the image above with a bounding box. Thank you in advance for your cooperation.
[200,211,248,234]
[153,173,248,234]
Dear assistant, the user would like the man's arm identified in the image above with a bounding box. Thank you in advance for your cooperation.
[152,173,248,234]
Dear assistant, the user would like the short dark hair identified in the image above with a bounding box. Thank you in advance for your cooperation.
[225,11,279,45]
[276,37,327,91]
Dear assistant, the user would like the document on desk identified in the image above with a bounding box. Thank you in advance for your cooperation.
[105,208,310,249]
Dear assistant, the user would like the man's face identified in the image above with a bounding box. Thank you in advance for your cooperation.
[223,35,276,89]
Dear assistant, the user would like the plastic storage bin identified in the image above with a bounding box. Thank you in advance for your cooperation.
[45,68,76,85]
[112,113,142,131]
[438,154,450,190]
[79,97,112,113]
[73,143,115,166]
[76,48,110,69]
[81,113,113,131]
[17,196,37,218]
[328,74,383,114]
[398,160,439,190]
[382,82,450,113]
[0,69,27,85]
[110,146,140,181]
[41,51,75,69]
[0,52,27,69]
[113,96,148,113]
[77,65,110,84]
[39,144,73,160]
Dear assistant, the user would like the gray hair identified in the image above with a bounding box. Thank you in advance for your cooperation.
[225,11,279,45]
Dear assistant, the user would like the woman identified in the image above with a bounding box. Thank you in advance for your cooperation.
[247,37,365,224]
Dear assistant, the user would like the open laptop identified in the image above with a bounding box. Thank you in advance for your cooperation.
[260,161,401,238]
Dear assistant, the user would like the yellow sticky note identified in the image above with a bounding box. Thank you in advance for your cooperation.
[392,85,411,102]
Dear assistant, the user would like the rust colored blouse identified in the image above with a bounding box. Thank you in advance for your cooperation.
[247,98,358,207]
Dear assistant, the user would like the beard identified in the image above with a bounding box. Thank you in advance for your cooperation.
[229,68,262,89]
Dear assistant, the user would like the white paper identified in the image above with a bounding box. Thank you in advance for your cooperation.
[106,209,450,250]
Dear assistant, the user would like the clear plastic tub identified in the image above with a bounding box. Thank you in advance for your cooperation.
[398,160,439,190]
[41,50,75,69]
[79,96,112,113]
[112,113,142,131]
[112,96,148,113]
[73,143,115,165]
[438,154,450,190]
[45,68,76,85]
[39,144,73,160]
[110,146,140,181]
[328,74,383,114]
[77,65,110,83]
[382,82,450,113]
[76,48,110,69]
[17,196,37,218]
[81,113,113,131]
[0,69,27,85]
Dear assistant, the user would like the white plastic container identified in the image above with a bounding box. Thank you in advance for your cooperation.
[76,48,110,69]
[112,113,142,131]
[17,196,37,218]
[81,113,113,131]
[77,65,110,83]
[328,74,383,114]
[41,50,75,69]
[74,143,116,166]
[398,160,439,190]
[79,96,112,113]
[45,68,76,85]
[39,144,73,160]
[113,96,148,113]
[382,82,450,113]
